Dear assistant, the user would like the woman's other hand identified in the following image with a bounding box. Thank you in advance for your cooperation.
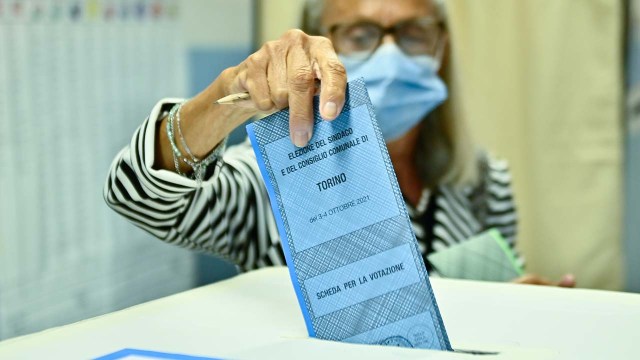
[512,274,576,288]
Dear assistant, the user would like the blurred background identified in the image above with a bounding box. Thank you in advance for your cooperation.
[0,0,638,340]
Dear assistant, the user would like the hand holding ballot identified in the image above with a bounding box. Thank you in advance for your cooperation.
[151,29,347,175]
[220,30,348,146]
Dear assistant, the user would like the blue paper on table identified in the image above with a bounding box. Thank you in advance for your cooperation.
[246,78,451,350]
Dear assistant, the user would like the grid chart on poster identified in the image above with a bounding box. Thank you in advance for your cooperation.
[0,0,195,339]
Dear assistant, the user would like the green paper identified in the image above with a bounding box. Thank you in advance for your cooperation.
[427,229,524,282]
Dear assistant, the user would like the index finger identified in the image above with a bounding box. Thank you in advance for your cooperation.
[310,36,347,121]
[287,45,316,147]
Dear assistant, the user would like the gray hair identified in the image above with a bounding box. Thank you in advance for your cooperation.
[301,0,326,35]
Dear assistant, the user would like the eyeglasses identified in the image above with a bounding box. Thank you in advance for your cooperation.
[327,17,445,60]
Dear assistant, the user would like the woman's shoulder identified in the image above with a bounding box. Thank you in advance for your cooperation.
[466,150,516,218]
[476,150,513,188]
[436,150,515,210]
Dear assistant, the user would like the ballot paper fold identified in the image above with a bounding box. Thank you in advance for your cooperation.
[246,78,451,350]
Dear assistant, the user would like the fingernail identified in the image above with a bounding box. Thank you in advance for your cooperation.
[292,130,310,147]
[323,101,337,119]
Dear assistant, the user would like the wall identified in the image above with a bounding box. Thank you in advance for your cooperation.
[258,0,304,43]
[446,0,624,289]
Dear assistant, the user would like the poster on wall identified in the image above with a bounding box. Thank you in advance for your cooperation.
[0,0,194,340]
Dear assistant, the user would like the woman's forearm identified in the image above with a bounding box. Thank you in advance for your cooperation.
[154,69,257,173]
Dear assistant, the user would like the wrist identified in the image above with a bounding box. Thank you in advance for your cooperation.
[193,74,255,129]
[180,71,255,159]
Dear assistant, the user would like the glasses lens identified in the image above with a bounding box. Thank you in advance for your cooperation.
[333,23,381,56]
[396,20,441,56]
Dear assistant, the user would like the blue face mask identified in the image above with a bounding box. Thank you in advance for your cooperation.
[339,43,448,141]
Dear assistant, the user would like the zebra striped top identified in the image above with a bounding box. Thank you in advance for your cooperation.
[104,99,520,273]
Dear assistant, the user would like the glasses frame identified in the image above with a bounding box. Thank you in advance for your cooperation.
[325,16,447,62]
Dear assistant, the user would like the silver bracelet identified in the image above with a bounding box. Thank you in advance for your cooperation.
[175,101,199,164]
[167,102,226,184]
[192,137,227,184]
[166,105,185,176]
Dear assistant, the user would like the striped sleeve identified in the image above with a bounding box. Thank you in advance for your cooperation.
[482,156,518,246]
[103,99,284,271]
[480,155,524,268]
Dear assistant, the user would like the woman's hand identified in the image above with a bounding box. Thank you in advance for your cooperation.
[222,29,347,147]
[155,29,347,172]
[512,274,576,288]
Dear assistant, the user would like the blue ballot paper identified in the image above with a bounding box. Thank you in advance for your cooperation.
[245,78,451,350]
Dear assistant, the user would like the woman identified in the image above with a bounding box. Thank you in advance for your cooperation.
[104,0,573,286]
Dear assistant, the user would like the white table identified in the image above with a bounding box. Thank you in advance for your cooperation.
[0,267,638,359]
